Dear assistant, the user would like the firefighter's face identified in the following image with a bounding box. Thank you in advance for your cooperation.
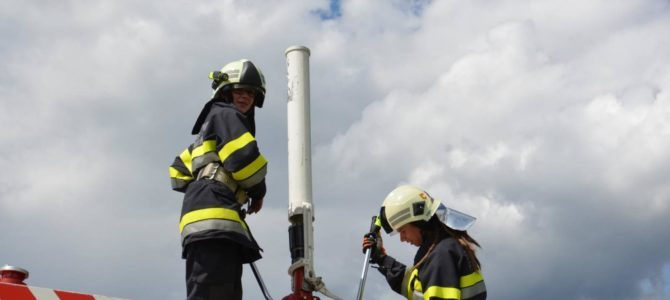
[232,88,256,113]
[398,223,422,246]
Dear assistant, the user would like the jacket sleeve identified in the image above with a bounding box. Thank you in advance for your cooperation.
[169,144,195,193]
[191,108,267,198]
[419,241,486,300]
[418,249,461,300]
[376,255,408,295]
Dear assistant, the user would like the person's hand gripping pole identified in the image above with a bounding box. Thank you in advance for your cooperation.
[356,216,383,300]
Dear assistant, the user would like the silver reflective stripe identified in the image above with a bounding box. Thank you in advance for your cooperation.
[462,280,486,299]
[198,162,239,192]
[171,178,189,190]
[238,163,267,189]
[181,218,250,243]
[26,286,59,300]
[389,207,411,228]
[192,152,219,172]
[411,291,423,300]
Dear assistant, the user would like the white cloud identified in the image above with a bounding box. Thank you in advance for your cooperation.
[1,1,670,300]
[316,2,670,299]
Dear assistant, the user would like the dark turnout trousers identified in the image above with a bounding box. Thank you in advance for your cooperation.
[186,239,243,300]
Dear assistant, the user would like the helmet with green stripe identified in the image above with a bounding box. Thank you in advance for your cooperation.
[210,59,267,108]
[379,185,441,235]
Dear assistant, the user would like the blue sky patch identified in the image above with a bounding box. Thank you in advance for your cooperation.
[395,0,432,17]
[313,0,342,20]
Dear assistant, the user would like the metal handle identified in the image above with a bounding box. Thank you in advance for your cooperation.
[356,216,379,300]
[250,262,274,300]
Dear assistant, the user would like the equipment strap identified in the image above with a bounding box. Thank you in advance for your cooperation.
[197,162,248,204]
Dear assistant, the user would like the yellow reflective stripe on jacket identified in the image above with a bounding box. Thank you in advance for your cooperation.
[417,271,484,299]
[169,166,192,180]
[218,132,255,162]
[460,271,484,287]
[232,154,267,181]
[179,207,247,233]
[400,267,412,299]
[413,278,423,297]
[460,271,486,299]
[192,140,217,160]
[179,148,194,173]
[404,269,484,300]
[423,286,461,299]
[406,268,419,299]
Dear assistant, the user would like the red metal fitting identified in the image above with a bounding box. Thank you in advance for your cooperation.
[282,267,320,300]
[0,265,29,285]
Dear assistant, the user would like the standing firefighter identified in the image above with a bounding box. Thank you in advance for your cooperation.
[362,185,487,300]
[169,59,268,300]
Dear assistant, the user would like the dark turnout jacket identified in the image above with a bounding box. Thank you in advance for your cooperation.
[376,236,487,300]
[169,101,267,263]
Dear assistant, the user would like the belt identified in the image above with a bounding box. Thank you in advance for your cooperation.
[197,162,248,205]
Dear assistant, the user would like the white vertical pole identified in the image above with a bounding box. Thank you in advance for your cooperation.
[285,45,315,277]
[284,45,341,300]
[286,46,313,219]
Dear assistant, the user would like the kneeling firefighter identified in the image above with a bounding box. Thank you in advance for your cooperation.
[169,59,269,300]
[362,185,487,300]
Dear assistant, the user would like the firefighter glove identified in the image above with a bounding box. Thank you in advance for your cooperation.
[362,233,386,263]
[247,197,264,214]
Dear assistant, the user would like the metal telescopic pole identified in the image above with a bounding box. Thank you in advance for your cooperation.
[250,262,274,300]
[356,249,373,300]
[356,216,380,300]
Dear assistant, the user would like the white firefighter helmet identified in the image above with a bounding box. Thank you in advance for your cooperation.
[379,185,441,235]
[209,59,267,107]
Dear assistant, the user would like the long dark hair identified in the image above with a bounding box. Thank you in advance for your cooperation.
[414,215,482,271]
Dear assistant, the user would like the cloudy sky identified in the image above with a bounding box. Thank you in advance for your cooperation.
[2,0,670,299]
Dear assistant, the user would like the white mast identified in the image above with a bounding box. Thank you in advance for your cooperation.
[283,45,340,300]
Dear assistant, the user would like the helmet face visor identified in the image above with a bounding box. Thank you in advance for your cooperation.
[378,207,395,235]
[445,207,476,231]
[435,203,477,231]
